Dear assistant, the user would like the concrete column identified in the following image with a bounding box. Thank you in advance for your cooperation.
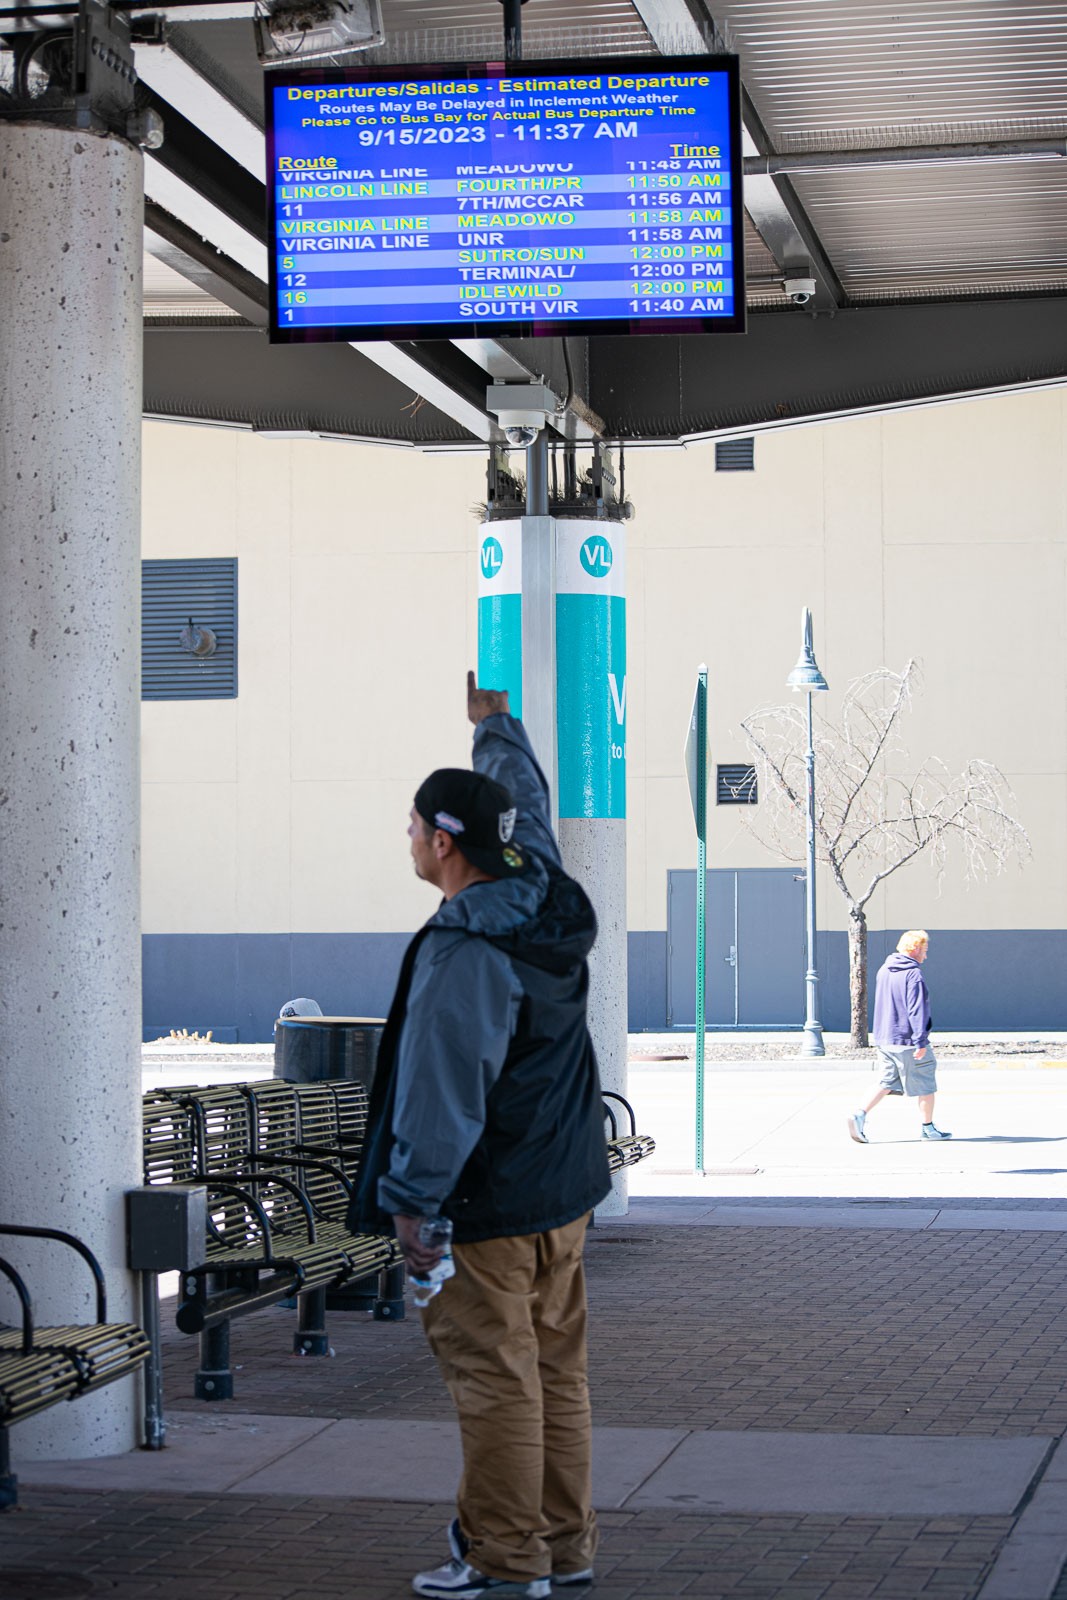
[555,519,628,1215]
[0,123,144,1458]
[478,513,629,1212]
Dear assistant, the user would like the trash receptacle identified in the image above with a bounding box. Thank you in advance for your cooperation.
[274,1015,400,1318]
[274,1016,386,1091]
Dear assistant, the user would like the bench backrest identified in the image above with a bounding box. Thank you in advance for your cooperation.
[142,1090,199,1188]
[141,1079,372,1228]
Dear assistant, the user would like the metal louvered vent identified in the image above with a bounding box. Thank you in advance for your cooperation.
[142,559,237,700]
[717,764,757,804]
[715,438,755,472]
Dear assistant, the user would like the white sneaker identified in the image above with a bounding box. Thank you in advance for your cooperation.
[847,1110,868,1144]
[413,1559,549,1598]
[554,1571,594,1586]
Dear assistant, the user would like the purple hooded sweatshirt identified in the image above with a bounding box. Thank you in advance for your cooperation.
[872,951,930,1048]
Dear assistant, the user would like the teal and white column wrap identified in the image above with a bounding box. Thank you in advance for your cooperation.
[477,519,523,720]
[477,514,628,1214]
[556,518,627,1214]
[555,519,626,821]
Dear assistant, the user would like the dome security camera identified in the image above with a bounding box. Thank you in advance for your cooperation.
[784,276,817,306]
[486,382,555,447]
[504,423,542,448]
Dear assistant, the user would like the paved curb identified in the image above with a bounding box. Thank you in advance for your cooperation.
[615,1200,1067,1232]
[978,1437,1067,1599]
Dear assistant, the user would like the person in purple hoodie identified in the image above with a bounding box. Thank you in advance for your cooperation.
[848,930,951,1143]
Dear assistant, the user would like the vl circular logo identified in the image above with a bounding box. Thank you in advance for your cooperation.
[579,535,613,579]
[480,536,504,581]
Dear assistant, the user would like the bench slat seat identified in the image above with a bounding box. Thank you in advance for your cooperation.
[607,1133,657,1173]
[0,1344,81,1425]
[0,1323,149,1396]
[0,1225,150,1509]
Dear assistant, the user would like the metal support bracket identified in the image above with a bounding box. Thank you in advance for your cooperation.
[0,0,151,143]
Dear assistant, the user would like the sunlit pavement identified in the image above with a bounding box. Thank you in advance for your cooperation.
[141,1033,1067,1207]
[626,1057,1067,1205]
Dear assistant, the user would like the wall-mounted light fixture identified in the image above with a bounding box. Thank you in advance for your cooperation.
[178,617,217,658]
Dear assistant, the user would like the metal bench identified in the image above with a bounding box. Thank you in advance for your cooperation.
[603,1092,657,1173]
[141,1080,403,1401]
[0,1224,149,1510]
[140,1077,651,1403]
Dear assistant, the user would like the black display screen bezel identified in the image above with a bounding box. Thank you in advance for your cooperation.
[265,52,746,343]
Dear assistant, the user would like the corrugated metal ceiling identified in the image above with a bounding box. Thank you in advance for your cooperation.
[367,0,657,58]
[715,0,1067,143]
[715,0,1067,300]
[141,0,1067,314]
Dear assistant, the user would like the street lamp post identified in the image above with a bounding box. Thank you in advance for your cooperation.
[787,608,829,1058]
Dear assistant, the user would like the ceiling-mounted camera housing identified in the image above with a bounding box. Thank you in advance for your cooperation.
[784,275,817,306]
[487,382,556,446]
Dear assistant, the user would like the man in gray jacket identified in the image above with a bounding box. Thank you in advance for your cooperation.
[351,673,611,1599]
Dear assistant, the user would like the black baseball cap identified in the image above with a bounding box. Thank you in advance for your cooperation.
[414,769,528,877]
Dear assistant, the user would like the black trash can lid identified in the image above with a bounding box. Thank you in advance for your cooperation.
[276,1015,386,1027]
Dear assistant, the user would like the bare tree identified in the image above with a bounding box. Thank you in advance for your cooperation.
[738,661,1030,1046]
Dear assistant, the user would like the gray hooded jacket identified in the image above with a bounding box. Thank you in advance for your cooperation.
[353,713,611,1240]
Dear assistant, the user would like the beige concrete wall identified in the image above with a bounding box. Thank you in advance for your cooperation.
[626,386,1064,934]
[142,383,1063,942]
[141,424,484,936]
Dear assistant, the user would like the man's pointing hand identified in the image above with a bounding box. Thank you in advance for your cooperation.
[467,669,510,726]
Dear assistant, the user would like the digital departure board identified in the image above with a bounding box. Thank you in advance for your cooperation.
[266,55,744,342]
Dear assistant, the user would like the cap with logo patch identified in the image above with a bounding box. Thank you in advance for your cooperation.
[414,768,527,877]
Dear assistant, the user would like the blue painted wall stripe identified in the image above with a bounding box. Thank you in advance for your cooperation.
[143,929,1067,1040]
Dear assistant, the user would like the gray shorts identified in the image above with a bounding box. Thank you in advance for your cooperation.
[876,1045,937,1098]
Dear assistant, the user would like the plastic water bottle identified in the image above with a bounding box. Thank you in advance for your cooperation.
[410,1216,455,1308]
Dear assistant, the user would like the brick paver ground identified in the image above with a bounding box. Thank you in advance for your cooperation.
[0,1490,1015,1600]
[4,1220,1066,1599]
[161,1223,1067,1439]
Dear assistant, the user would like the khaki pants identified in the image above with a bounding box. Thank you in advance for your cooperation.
[421,1212,597,1583]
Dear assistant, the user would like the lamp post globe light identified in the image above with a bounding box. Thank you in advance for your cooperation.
[787,608,829,1058]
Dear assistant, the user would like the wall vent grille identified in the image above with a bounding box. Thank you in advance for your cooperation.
[717,763,758,804]
[142,558,238,700]
[715,437,755,471]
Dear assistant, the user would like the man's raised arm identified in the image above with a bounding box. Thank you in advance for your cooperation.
[466,670,561,868]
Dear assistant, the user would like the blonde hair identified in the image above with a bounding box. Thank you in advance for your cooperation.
[896,929,929,958]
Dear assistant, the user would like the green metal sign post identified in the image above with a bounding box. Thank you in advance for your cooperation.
[684,665,709,1175]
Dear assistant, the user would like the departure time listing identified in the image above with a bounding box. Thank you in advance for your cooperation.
[268,61,741,337]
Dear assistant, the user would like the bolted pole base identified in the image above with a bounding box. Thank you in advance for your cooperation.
[799,1022,826,1058]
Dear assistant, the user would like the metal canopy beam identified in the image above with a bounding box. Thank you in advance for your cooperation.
[738,89,844,312]
[136,78,508,441]
[587,295,1067,441]
[745,140,1067,176]
[143,324,479,444]
[144,198,268,325]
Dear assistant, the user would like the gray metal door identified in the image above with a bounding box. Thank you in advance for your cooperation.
[667,868,805,1027]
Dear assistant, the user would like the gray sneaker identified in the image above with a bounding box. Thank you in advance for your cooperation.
[921,1123,952,1140]
[847,1110,868,1144]
[412,1561,549,1599]
[445,1519,591,1590]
